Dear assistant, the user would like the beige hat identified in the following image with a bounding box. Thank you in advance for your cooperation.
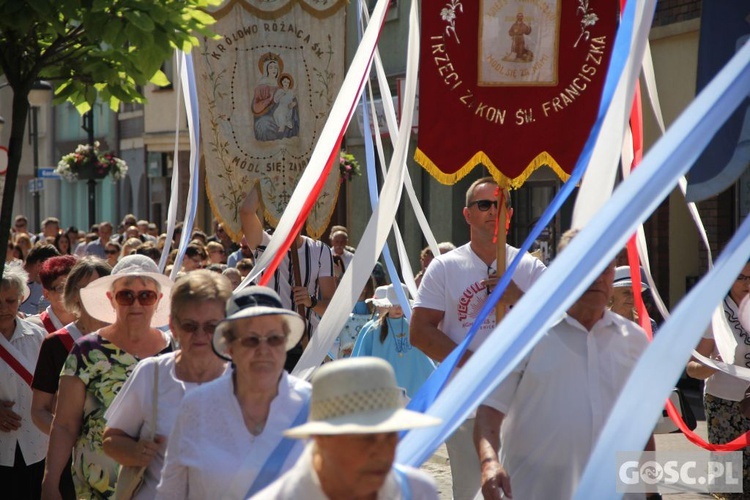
[79,254,173,327]
[284,357,440,438]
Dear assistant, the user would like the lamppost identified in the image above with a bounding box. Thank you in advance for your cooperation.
[28,81,53,233]
[81,109,96,228]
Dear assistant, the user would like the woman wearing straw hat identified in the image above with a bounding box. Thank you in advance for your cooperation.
[156,286,311,499]
[252,357,441,499]
[42,255,174,499]
[352,284,435,398]
[102,270,232,500]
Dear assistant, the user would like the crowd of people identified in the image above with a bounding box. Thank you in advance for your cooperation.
[1,176,748,499]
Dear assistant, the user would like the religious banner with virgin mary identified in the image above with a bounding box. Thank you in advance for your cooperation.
[194,0,347,240]
[416,0,618,186]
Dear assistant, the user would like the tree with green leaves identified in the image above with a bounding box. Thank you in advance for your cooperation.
[0,0,219,275]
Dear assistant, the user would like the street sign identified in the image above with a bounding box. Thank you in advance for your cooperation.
[0,146,8,175]
[38,167,61,179]
[28,178,44,193]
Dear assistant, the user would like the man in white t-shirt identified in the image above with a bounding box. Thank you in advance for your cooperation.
[411,176,546,500]
[474,228,652,500]
[240,188,336,371]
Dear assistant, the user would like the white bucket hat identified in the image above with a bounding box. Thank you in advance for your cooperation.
[79,254,174,327]
[212,286,305,361]
[284,357,440,438]
[368,283,412,309]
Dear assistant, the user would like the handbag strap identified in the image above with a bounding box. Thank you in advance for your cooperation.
[147,361,159,440]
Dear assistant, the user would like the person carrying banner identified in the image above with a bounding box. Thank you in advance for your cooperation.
[411,176,546,500]
[240,187,336,371]
[473,229,653,500]
[156,286,311,499]
[251,357,440,500]
[0,264,47,499]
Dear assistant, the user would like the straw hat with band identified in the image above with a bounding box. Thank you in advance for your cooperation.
[79,254,174,327]
[369,283,413,309]
[284,357,440,438]
[212,286,305,361]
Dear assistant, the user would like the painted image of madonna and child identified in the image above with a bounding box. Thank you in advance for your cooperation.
[252,52,300,142]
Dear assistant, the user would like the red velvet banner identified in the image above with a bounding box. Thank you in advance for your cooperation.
[416,0,618,186]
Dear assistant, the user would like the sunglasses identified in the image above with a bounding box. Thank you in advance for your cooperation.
[234,334,287,349]
[178,320,219,335]
[114,290,159,306]
[467,199,499,211]
[105,249,119,255]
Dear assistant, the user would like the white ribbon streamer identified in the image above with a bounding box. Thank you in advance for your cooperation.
[292,0,420,380]
[169,53,201,280]
[571,0,653,229]
[158,51,184,273]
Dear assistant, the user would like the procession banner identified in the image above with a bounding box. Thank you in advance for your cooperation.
[195,0,347,240]
[685,1,750,202]
[416,0,618,186]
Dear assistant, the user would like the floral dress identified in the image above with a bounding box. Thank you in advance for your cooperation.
[61,333,170,499]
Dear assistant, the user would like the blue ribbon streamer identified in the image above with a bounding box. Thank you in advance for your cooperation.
[576,41,750,499]
[404,0,639,418]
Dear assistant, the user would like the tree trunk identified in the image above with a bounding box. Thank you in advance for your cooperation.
[0,87,31,276]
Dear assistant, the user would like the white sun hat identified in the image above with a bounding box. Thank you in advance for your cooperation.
[284,357,440,438]
[212,285,305,361]
[364,284,388,305]
[369,283,413,309]
[79,254,174,327]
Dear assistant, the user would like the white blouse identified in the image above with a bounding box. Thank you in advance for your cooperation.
[104,352,228,500]
[156,370,311,499]
[0,318,47,466]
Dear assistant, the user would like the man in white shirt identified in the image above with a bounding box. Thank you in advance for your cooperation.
[411,176,546,500]
[473,228,652,500]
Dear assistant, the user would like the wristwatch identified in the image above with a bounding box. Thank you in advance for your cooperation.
[309,294,318,308]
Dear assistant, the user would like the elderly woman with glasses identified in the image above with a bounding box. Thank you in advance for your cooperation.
[157,286,311,499]
[41,255,174,499]
[101,270,231,499]
[0,265,47,500]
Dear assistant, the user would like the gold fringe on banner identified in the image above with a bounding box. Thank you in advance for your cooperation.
[414,147,571,189]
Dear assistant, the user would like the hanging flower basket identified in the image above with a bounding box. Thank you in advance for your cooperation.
[55,142,128,182]
[339,150,361,183]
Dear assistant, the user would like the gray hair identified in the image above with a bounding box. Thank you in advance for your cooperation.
[1,263,29,300]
